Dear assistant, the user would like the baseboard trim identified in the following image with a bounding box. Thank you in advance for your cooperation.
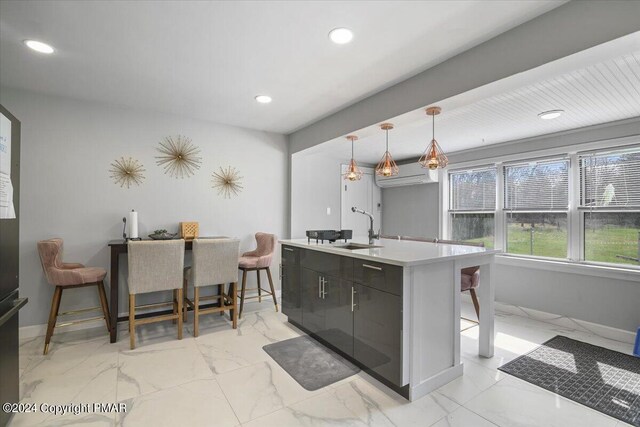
[409,364,464,401]
[20,290,282,340]
[461,294,636,344]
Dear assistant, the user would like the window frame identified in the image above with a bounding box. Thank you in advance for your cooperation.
[502,156,571,260]
[447,165,497,248]
[576,147,640,268]
[440,135,640,273]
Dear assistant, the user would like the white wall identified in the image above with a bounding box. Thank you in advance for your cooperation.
[290,150,342,239]
[0,87,288,327]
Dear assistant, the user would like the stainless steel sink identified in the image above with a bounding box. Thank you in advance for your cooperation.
[335,243,382,250]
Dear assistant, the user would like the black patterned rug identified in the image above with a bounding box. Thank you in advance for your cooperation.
[499,335,640,426]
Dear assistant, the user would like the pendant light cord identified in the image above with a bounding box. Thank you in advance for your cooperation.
[386,129,389,152]
[432,113,435,140]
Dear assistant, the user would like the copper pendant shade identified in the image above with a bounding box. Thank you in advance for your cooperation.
[419,106,449,170]
[343,135,363,181]
[375,123,399,177]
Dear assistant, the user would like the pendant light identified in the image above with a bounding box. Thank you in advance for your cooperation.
[375,123,399,177]
[343,135,363,181]
[419,106,448,170]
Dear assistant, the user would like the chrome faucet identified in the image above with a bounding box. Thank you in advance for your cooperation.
[351,207,379,244]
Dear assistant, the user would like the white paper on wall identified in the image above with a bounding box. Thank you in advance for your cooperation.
[0,112,16,219]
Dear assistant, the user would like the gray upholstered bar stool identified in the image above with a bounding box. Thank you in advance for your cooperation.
[127,240,185,349]
[183,238,240,336]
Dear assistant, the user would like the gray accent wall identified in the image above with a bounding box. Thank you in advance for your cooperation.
[495,264,640,333]
[0,87,288,328]
[381,184,439,239]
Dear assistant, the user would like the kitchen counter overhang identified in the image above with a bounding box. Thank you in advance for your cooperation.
[279,237,500,267]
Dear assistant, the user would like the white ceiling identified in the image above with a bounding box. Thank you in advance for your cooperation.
[0,0,563,134]
[299,32,640,164]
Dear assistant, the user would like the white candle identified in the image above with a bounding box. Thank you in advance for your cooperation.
[128,210,138,239]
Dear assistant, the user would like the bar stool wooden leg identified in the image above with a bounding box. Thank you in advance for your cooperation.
[266,267,278,312]
[232,281,238,329]
[129,294,136,350]
[219,284,225,316]
[239,269,247,319]
[469,288,480,320]
[183,277,188,322]
[172,289,178,324]
[177,288,183,340]
[43,286,63,355]
[227,283,234,321]
[194,287,200,337]
[257,270,262,302]
[97,280,111,333]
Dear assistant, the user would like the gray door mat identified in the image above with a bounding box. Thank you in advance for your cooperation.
[263,335,360,391]
[498,335,640,426]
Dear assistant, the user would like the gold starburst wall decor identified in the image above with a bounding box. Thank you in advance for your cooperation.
[155,135,202,178]
[212,166,243,199]
[109,157,145,189]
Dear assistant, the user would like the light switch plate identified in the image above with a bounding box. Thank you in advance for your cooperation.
[326,207,331,215]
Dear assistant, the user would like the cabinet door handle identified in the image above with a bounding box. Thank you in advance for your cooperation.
[279,264,284,280]
[322,277,327,299]
[318,276,322,298]
[284,247,294,252]
[362,264,382,271]
[351,287,357,312]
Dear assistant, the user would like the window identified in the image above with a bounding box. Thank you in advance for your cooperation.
[449,167,496,248]
[580,147,640,266]
[444,142,640,269]
[503,158,569,259]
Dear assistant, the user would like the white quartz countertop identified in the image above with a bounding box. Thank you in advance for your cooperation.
[279,238,500,267]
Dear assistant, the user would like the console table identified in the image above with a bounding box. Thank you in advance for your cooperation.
[107,237,227,342]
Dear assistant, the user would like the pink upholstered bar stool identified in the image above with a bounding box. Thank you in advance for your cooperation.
[237,232,278,318]
[435,238,484,319]
[37,238,111,355]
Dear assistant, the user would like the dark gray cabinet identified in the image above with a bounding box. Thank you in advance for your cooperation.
[301,268,324,334]
[354,259,402,296]
[301,267,354,357]
[353,283,402,386]
[281,246,302,324]
[319,278,354,357]
[281,245,404,389]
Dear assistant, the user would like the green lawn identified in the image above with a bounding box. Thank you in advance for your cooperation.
[584,225,640,265]
[464,225,639,266]
[507,223,568,259]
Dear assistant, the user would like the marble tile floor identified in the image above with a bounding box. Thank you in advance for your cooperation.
[10,299,636,427]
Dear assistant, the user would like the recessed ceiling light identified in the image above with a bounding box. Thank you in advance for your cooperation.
[255,95,272,104]
[329,28,353,45]
[23,40,55,54]
[538,110,564,120]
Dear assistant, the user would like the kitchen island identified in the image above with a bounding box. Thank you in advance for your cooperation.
[279,237,499,401]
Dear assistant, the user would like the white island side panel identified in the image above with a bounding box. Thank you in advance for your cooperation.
[408,261,458,394]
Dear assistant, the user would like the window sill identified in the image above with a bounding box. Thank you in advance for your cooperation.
[495,254,640,282]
